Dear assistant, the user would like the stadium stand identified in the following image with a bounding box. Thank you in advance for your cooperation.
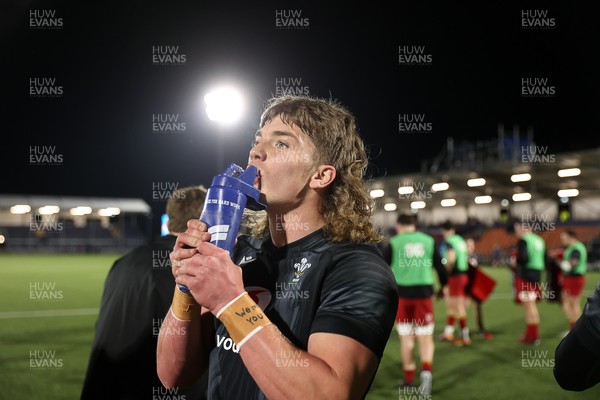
[368,134,600,271]
[0,195,152,253]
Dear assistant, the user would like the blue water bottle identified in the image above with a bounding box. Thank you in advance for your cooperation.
[178,163,266,293]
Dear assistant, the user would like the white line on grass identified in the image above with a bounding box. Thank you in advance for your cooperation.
[0,308,99,319]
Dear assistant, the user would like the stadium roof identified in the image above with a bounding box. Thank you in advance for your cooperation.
[0,195,151,214]
[368,147,600,211]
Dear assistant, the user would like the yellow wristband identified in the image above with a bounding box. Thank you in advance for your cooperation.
[216,292,271,348]
[171,287,199,321]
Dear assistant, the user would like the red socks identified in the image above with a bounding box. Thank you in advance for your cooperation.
[404,369,415,384]
[526,323,539,339]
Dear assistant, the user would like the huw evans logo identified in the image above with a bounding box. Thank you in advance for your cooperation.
[521,10,556,29]
[275,77,310,96]
[275,10,309,29]
[152,114,187,133]
[521,77,556,98]
[398,182,432,200]
[152,182,183,201]
[398,45,432,65]
[521,214,555,232]
[29,146,63,165]
[29,77,63,97]
[521,350,555,369]
[399,114,432,133]
[29,350,63,369]
[29,281,63,300]
[152,386,187,400]
[29,10,63,29]
[29,215,63,233]
[398,245,433,269]
[521,146,555,165]
[152,250,172,269]
[152,46,187,65]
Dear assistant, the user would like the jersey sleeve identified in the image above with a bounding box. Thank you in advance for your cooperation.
[554,281,600,391]
[309,245,398,360]
[516,238,529,267]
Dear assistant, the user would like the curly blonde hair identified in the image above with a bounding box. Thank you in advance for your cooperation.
[244,95,381,243]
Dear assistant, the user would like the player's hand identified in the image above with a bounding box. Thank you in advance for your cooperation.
[436,286,446,300]
[169,219,211,278]
[174,241,245,314]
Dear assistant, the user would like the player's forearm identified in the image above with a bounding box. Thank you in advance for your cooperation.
[156,310,207,388]
[238,325,363,400]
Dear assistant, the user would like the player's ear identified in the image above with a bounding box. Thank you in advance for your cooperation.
[309,165,336,189]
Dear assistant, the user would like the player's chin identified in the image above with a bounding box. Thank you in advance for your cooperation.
[259,192,268,206]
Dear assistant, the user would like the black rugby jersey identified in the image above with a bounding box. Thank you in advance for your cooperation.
[207,228,398,399]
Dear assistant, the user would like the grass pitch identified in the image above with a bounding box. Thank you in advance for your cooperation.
[0,253,599,399]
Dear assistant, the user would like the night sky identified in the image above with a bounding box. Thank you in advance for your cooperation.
[2,1,599,234]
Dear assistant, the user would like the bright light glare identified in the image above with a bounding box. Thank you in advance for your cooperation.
[410,201,426,209]
[370,189,385,198]
[557,168,581,178]
[557,189,579,198]
[98,207,121,217]
[431,182,449,192]
[70,206,92,216]
[38,205,60,215]
[467,178,486,187]
[512,193,532,202]
[510,173,531,182]
[474,196,492,204]
[384,203,397,211]
[441,199,456,207]
[204,86,244,125]
[398,186,414,195]
[10,205,31,214]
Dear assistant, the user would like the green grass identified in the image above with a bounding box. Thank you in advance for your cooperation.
[0,253,120,400]
[0,254,599,399]
[368,267,600,400]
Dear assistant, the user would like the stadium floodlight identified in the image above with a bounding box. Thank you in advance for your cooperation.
[70,206,92,216]
[467,178,486,187]
[98,207,121,217]
[10,204,31,214]
[512,193,532,202]
[398,186,414,195]
[370,189,385,198]
[557,168,581,178]
[410,201,426,209]
[384,203,397,211]
[474,195,492,204]
[204,86,244,125]
[431,182,449,192]
[510,173,532,182]
[440,198,456,207]
[557,189,579,198]
[38,205,60,215]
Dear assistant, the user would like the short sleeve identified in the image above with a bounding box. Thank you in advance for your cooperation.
[309,246,398,360]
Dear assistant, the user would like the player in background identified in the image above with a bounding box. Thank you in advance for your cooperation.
[383,212,447,396]
[511,221,546,345]
[81,186,209,400]
[438,221,471,346]
[557,230,588,332]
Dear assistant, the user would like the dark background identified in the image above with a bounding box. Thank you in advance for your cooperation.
[2,1,598,236]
